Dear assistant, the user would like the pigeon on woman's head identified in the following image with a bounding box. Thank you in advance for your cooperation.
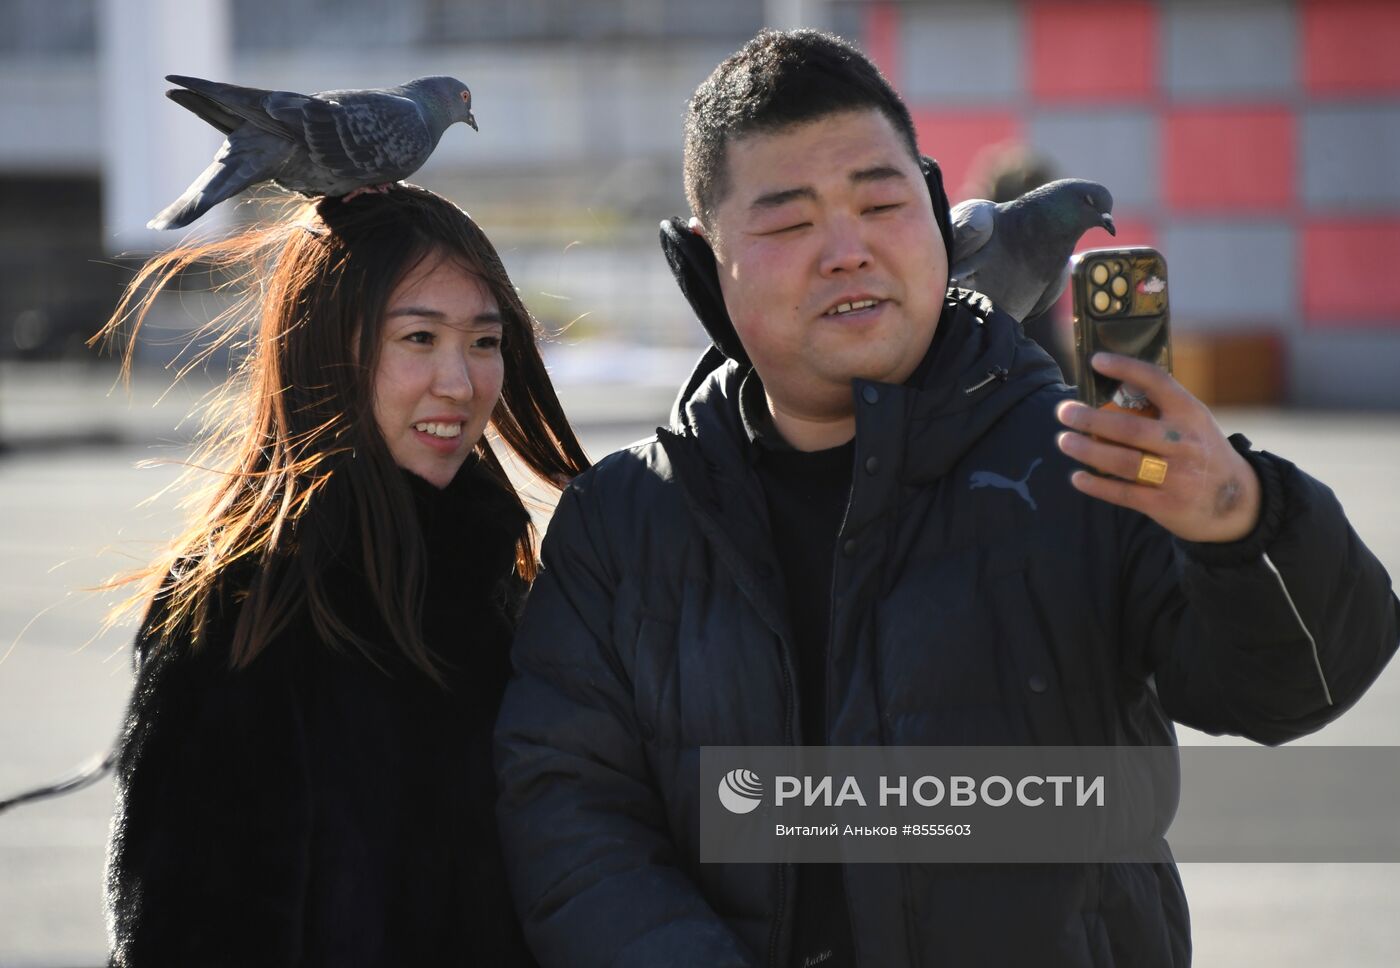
[148,75,477,230]
[949,178,1116,323]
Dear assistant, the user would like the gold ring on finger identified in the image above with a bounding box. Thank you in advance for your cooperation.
[1136,454,1169,487]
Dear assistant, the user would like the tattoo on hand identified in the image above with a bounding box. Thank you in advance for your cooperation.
[1164,429,1181,442]
[1213,477,1242,518]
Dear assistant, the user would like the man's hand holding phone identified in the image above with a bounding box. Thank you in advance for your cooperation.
[1055,353,1262,544]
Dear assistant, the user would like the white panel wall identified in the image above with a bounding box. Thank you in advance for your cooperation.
[98,0,231,254]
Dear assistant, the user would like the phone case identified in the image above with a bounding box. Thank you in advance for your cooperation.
[1069,247,1172,415]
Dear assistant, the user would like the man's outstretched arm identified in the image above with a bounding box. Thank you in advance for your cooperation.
[1058,353,1398,742]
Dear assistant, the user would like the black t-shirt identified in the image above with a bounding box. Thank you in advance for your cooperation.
[743,373,857,968]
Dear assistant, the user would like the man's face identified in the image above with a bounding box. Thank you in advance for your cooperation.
[702,109,947,425]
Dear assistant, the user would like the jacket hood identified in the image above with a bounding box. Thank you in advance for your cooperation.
[666,288,1066,487]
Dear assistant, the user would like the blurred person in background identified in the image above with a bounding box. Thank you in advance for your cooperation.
[98,184,587,967]
[494,28,1397,968]
[960,141,1060,208]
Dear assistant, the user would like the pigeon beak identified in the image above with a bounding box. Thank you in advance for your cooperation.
[1100,213,1117,236]
[466,112,478,132]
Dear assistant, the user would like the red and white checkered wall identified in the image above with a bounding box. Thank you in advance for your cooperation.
[858,0,1400,407]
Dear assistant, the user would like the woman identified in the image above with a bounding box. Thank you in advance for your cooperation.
[99,185,588,966]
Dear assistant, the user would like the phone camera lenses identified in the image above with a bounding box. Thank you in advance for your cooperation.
[1085,258,1136,317]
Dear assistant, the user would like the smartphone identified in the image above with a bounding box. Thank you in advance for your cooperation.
[1069,247,1172,417]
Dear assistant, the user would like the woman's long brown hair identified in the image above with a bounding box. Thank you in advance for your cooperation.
[95,185,590,684]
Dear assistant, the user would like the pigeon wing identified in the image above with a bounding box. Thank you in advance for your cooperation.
[293,92,432,184]
[948,198,997,290]
[148,130,289,230]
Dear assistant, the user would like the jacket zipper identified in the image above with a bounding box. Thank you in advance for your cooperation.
[822,456,870,968]
[767,630,796,968]
[1261,551,1334,706]
[963,365,1009,395]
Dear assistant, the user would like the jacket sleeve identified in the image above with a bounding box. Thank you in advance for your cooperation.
[495,481,758,968]
[1120,437,1399,745]
[107,633,311,967]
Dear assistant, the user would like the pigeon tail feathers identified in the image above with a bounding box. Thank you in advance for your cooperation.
[165,88,242,136]
[164,75,276,114]
[164,75,300,141]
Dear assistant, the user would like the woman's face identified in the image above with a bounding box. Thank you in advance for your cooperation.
[372,253,505,488]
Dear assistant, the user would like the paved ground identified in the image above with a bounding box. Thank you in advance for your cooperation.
[1,361,1397,966]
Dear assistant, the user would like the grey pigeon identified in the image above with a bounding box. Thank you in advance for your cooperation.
[948,179,1115,322]
[149,75,477,230]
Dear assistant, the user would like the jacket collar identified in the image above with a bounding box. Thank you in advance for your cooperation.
[399,456,528,586]
[665,288,1064,490]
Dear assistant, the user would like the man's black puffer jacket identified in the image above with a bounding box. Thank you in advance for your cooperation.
[495,290,1398,968]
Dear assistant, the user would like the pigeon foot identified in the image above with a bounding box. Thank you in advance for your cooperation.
[340,183,395,203]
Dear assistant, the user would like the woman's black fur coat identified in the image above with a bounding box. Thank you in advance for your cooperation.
[106,460,537,967]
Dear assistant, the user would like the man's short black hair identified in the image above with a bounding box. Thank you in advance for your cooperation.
[683,29,921,225]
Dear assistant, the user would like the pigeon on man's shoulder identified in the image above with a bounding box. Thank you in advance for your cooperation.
[948,178,1116,323]
[149,75,477,230]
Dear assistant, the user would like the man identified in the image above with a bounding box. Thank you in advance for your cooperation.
[496,30,1397,968]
